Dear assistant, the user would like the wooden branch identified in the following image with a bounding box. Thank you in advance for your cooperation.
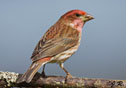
[0,71,126,88]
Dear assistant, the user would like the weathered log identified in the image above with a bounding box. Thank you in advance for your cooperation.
[0,71,126,88]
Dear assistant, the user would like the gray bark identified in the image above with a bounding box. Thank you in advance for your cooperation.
[0,71,126,88]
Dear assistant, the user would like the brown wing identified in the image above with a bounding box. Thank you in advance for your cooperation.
[31,22,80,62]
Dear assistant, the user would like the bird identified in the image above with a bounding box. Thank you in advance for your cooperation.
[17,9,94,83]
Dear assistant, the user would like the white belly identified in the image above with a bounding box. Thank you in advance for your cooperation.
[50,44,79,63]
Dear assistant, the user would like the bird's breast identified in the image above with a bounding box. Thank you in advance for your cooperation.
[50,43,80,63]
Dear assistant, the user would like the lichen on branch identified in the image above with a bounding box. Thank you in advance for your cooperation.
[0,71,126,88]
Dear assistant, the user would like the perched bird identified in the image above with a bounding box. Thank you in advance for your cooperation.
[17,9,94,83]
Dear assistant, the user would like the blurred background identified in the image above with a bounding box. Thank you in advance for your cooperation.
[0,0,126,80]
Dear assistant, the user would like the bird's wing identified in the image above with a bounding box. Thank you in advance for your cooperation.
[31,25,80,62]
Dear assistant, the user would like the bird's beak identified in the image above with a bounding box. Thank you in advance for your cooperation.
[81,13,94,22]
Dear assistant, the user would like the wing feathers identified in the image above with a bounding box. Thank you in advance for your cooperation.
[31,23,80,62]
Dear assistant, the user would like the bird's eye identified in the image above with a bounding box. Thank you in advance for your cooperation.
[75,13,81,17]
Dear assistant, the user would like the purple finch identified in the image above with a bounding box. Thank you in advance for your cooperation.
[17,9,94,83]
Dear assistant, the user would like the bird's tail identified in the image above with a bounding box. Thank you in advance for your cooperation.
[17,61,43,83]
[17,57,51,83]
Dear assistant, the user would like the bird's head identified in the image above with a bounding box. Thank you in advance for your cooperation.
[60,10,94,32]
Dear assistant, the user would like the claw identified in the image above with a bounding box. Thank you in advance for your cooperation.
[41,71,46,77]
[65,73,73,83]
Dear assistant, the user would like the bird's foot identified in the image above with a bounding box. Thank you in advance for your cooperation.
[41,71,46,78]
[65,73,73,83]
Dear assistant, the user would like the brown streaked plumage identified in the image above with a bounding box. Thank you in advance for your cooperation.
[17,9,94,83]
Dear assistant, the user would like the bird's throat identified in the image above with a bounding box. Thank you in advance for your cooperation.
[69,19,84,32]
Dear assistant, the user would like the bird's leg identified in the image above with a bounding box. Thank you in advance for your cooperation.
[59,63,72,82]
[41,64,46,77]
